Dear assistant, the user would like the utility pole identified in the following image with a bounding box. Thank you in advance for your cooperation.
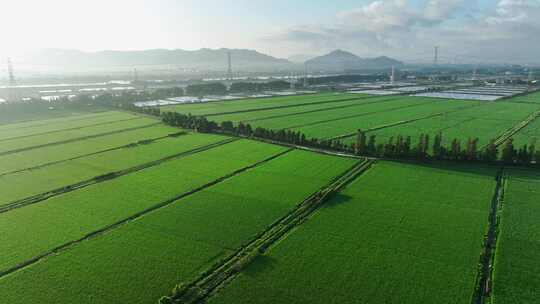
[433,46,439,66]
[303,63,308,88]
[7,58,17,102]
[227,51,233,80]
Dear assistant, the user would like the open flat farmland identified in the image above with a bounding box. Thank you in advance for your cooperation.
[344,99,540,147]
[163,93,361,116]
[0,105,107,125]
[0,111,137,141]
[245,97,439,130]
[0,139,286,273]
[0,133,226,207]
[292,98,479,139]
[205,95,395,124]
[492,169,540,303]
[0,116,159,154]
[512,117,540,146]
[506,91,540,104]
[0,150,357,304]
[208,161,498,304]
[0,124,182,175]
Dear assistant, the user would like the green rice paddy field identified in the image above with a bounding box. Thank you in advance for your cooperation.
[0,100,538,304]
[166,92,540,149]
[0,149,356,304]
[208,161,498,304]
[492,169,540,303]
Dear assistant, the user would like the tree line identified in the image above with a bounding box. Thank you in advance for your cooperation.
[161,112,538,166]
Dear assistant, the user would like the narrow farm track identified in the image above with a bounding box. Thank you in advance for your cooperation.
[0,137,237,214]
[0,132,187,178]
[0,148,294,280]
[330,103,489,141]
[281,100,440,131]
[201,95,375,117]
[0,122,162,157]
[492,109,540,147]
[164,159,375,304]
[241,97,399,124]
[472,168,505,304]
[0,116,141,142]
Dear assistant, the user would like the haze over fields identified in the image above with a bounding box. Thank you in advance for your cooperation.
[1,0,540,67]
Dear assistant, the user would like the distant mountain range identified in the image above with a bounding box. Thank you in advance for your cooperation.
[306,50,403,71]
[17,48,403,73]
[20,48,291,71]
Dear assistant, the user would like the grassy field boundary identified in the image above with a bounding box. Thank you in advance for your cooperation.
[0,131,188,177]
[0,148,294,280]
[161,159,375,304]
[472,168,506,304]
[0,116,141,142]
[493,110,540,147]
[242,97,399,124]
[0,137,237,214]
[0,122,162,157]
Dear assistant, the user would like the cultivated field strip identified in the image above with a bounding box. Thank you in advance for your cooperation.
[163,93,360,116]
[512,116,540,146]
[248,97,439,131]
[355,99,540,148]
[0,124,181,175]
[0,111,136,141]
[169,159,374,304]
[0,140,287,275]
[0,150,357,304]
[492,169,540,303]
[0,134,232,211]
[0,107,108,125]
[207,162,498,304]
[0,117,159,155]
[206,95,398,124]
[291,99,480,139]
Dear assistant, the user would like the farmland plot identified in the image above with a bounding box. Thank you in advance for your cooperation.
[0,150,357,304]
[492,169,540,303]
[206,95,392,124]
[0,139,286,273]
[0,111,136,141]
[163,93,360,116]
[0,117,158,154]
[0,133,226,207]
[208,161,497,304]
[0,124,181,175]
[512,117,540,147]
[292,98,479,139]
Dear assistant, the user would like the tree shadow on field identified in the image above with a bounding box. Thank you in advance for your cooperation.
[243,255,278,277]
[321,193,354,209]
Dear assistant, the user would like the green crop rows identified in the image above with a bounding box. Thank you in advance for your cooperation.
[163,93,361,116]
[0,117,158,154]
[0,139,286,273]
[492,169,540,303]
[0,133,227,207]
[0,124,181,175]
[0,111,136,141]
[209,161,497,304]
[0,150,356,304]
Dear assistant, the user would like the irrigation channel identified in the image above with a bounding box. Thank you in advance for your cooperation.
[0,148,295,279]
[472,168,506,304]
[162,158,375,304]
[0,137,237,214]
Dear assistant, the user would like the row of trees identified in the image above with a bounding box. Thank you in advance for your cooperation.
[354,130,538,165]
[161,111,538,166]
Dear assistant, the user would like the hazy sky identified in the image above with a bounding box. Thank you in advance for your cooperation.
[1,0,540,64]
